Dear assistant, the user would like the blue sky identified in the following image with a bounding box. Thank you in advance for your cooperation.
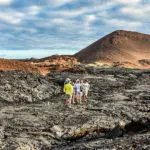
[0,0,150,59]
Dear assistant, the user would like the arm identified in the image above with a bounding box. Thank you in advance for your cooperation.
[88,84,90,90]
[70,85,73,94]
[63,85,66,93]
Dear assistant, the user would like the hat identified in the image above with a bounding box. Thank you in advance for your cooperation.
[66,78,71,81]
[76,79,80,82]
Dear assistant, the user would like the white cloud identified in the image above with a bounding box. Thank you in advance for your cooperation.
[13,27,37,33]
[0,0,12,5]
[120,5,150,19]
[51,18,66,24]
[105,18,142,28]
[51,18,78,27]
[46,1,116,20]
[85,15,96,26]
[0,11,24,24]
[51,7,88,18]
[36,21,52,28]
[0,0,149,54]
[114,0,141,5]
[47,0,75,7]
[36,17,80,32]
[27,6,41,15]
[80,15,97,35]
[98,11,109,18]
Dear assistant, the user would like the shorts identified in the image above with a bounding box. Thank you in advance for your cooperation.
[83,90,88,96]
[73,90,77,95]
[65,94,72,100]
[77,91,81,96]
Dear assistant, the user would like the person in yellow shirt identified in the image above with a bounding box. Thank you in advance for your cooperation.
[63,80,73,105]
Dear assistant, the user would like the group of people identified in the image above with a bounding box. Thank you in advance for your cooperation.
[63,78,90,106]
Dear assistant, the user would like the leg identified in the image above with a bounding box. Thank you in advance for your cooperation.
[82,92,86,103]
[84,95,87,103]
[77,94,79,104]
[74,94,77,104]
[69,95,72,104]
[84,91,88,103]
[66,94,71,106]
[80,92,82,104]
[77,93,80,104]
[72,93,75,104]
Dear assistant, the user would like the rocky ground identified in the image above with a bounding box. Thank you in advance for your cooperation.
[0,68,150,150]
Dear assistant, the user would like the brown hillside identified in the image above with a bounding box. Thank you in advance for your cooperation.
[0,58,40,74]
[23,55,80,75]
[74,30,150,68]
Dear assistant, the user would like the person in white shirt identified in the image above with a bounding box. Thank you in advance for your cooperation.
[82,80,90,103]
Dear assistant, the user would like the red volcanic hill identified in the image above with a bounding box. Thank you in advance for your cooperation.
[74,30,150,68]
[0,58,40,74]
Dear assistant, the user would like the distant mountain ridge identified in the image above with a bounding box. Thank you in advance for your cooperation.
[74,30,150,68]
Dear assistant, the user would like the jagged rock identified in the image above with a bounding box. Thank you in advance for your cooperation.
[51,125,63,137]
[0,71,62,104]
[0,68,149,149]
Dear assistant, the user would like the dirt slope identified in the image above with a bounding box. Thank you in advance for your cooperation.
[0,58,40,74]
[74,30,150,68]
[0,56,81,76]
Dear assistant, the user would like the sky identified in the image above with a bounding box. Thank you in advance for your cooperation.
[0,0,150,59]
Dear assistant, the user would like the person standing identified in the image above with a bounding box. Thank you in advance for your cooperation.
[82,80,90,103]
[64,78,71,85]
[80,80,84,101]
[63,80,73,106]
[75,79,82,104]
[72,81,77,104]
